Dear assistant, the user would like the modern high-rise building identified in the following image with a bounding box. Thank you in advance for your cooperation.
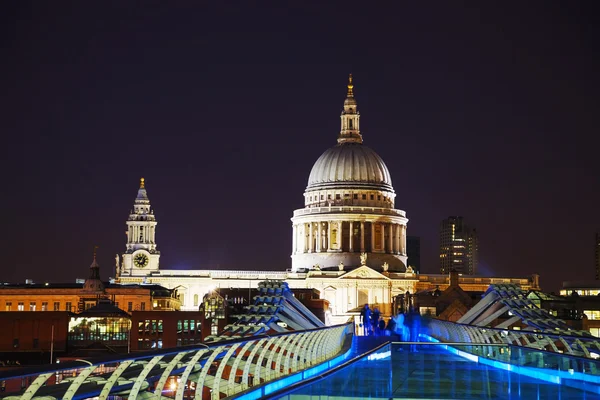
[439,217,478,275]
[406,236,421,274]
[595,232,600,280]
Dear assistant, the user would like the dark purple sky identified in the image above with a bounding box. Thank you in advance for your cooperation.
[1,2,598,292]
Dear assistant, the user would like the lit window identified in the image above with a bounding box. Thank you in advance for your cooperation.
[5,302,12,311]
[42,302,48,311]
[141,302,146,311]
[585,310,600,320]
[66,302,72,312]
[29,302,36,311]
[53,302,60,311]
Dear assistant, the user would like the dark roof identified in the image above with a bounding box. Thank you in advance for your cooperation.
[77,300,131,318]
[0,282,174,294]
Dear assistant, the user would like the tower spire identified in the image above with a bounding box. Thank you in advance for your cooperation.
[347,73,354,97]
[338,74,362,144]
[140,177,145,188]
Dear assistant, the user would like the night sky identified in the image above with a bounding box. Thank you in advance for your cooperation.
[1,2,598,292]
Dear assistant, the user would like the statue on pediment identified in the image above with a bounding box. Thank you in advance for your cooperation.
[360,252,367,266]
[406,265,414,274]
[338,262,344,271]
[382,262,389,272]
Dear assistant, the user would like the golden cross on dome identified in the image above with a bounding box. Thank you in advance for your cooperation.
[140,177,145,189]
[93,245,99,260]
[347,73,354,97]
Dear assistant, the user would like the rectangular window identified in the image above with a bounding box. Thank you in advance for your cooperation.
[353,194,358,199]
[370,195,374,200]
[5,302,12,311]
[328,195,331,199]
[41,302,48,311]
[141,302,146,311]
[66,302,72,312]
[362,194,366,200]
[377,195,381,200]
[29,302,36,311]
[53,302,60,311]
[336,194,341,200]
[128,302,133,312]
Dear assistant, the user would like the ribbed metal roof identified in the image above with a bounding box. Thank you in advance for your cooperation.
[306,142,393,191]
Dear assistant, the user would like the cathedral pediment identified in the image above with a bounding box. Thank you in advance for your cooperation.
[339,266,390,280]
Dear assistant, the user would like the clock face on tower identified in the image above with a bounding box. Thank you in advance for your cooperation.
[134,253,149,268]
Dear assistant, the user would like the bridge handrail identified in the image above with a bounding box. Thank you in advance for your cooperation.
[0,322,353,381]
[429,318,595,341]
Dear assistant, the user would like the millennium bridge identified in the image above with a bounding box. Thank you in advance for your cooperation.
[2,282,600,399]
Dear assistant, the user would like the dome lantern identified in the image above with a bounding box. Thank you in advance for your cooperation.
[338,74,362,144]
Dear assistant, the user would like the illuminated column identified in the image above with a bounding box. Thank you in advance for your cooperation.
[303,223,308,253]
[309,223,314,253]
[380,223,385,252]
[394,224,401,254]
[292,224,297,254]
[370,222,375,251]
[388,223,393,254]
[316,222,322,252]
[349,221,354,252]
[401,225,406,255]
[360,222,365,252]
[327,221,332,251]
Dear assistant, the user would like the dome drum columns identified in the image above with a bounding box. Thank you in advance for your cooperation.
[291,217,407,271]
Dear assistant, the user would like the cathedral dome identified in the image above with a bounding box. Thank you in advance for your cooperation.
[307,142,393,192]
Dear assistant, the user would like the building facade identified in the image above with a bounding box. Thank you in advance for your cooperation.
[115,77,538,325]
[290,75,408,272]
[0,254,180,314]
[120,177,160,276]
[439,216,478,275]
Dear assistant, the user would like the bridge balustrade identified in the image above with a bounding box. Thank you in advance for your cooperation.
[0,323,353,400]
[426,318,600,361]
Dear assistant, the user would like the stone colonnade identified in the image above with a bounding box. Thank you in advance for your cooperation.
[128,225,156,244]
[292,220,406,255]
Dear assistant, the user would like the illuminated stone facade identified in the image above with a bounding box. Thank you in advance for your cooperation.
[119,177,160,276]
[115,77,540,325]
[0,255,180,313]
[291,75,408,272]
